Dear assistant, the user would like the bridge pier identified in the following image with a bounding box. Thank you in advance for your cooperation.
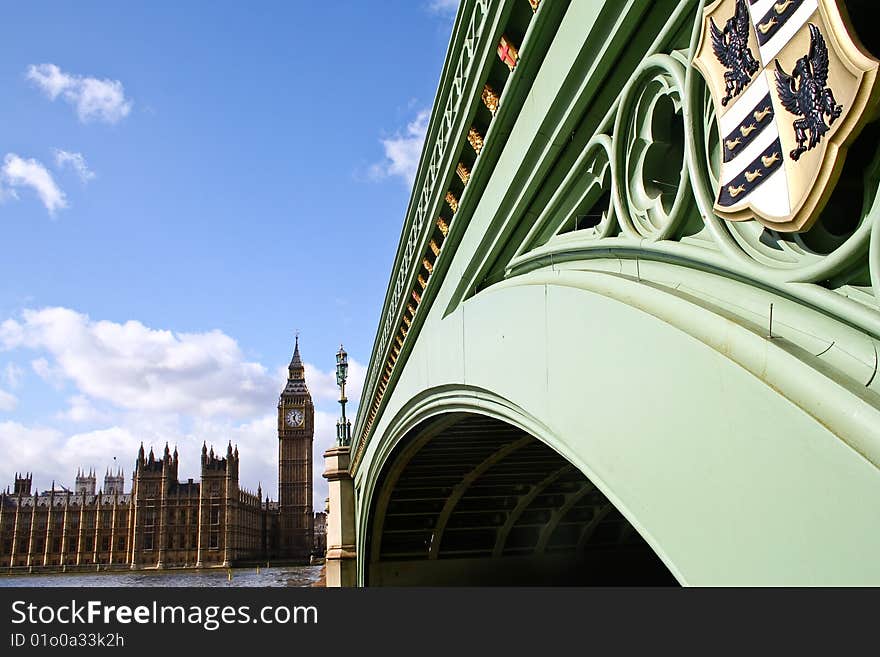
[323,445,356,587]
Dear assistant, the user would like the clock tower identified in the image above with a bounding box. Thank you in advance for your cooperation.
[277,335,314,560]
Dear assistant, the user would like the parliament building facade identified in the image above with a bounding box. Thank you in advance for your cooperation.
[0,339,320,571]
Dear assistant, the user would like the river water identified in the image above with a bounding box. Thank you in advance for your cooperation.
[0,565,323,587]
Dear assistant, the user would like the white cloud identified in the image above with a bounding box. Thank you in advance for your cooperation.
[2,154,67,215]
[0,422,139,491]
[1,307,277,418]
[54,150,95,183]
[26,63,132,124]
[3,363,23,389]
[370,108,430,186]
[31,357,65,389]
[58,395,109,423]
[428,0,460,15]
[303,358,366,406]
[0,423,61,487]
[0,307,365,509]
[0,390,17,412]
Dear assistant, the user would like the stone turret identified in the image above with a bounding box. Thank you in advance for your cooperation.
[13,472,32,496]
[74,468,96,495]
[103,468,125,496]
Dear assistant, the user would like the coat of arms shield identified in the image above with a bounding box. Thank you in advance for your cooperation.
[693,0,880,232]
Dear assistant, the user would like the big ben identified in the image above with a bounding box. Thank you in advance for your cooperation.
[277,335,314,560]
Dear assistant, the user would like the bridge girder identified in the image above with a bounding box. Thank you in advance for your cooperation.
[350,0,880,585]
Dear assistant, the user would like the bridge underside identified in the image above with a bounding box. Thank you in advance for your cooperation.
[367,414,677,586]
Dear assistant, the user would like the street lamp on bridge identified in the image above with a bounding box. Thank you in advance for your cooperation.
[336,344,351,446]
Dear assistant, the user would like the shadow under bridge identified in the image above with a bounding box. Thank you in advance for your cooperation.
[366,414,677,586]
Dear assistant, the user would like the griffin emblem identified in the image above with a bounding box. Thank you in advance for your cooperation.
[775,24,844,161]
[710,0,760,106]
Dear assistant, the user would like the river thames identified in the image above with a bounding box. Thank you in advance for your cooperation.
[0,565,323,587]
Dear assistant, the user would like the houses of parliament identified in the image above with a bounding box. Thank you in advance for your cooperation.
[0,339,322,571]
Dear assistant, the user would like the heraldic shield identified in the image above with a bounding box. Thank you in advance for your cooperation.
[694,0,880,232]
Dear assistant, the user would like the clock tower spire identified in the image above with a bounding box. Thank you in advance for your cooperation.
[277,333,314,561]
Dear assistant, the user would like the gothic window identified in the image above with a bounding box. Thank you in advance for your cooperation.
[209,532,219,549]
[143,532,154,551]
[117,536,126,552]
[84,537,94,551]
[52,538,61,552]
[144,509,156,527]
[210,506,220,525]
[210,482,221,497]
[101,537,110,551]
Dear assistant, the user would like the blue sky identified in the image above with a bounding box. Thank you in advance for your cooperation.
[0,1,460,507]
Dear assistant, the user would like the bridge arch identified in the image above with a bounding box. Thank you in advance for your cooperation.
[361,397,679,586]
[340,0,880,587]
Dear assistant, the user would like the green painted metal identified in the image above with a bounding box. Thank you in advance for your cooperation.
[352,0,880,585]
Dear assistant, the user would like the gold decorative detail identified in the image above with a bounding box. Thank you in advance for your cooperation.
[406,303,416,317]
[418,274,428,289]
[481,84,499,114]
[758,18,777,34]
[445,191,459,213]
[762,152,780,168]
[411,290,422,304]
[497,34,519,71]
[726,137,742,151]
[528,0,540,11]
[429,239,440,257]
[728,184,747,198]
[436,217,449,237]
[754,106,772,122]
[468,127,484,154]
[745,169,763,183]
[401,325,408,338]
[393,345,401,357]
[402,315,411,328]
[456,162,471,185]
[423,257,434,274]
[395,335,403,348]
[774,0,793,14]
[740,123,757,136]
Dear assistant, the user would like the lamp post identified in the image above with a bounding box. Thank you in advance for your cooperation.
[335,345,351,446]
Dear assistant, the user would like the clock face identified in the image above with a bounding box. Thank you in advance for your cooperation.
[285,408,304,427]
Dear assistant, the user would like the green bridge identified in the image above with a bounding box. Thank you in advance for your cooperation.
[323,0,880,586]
